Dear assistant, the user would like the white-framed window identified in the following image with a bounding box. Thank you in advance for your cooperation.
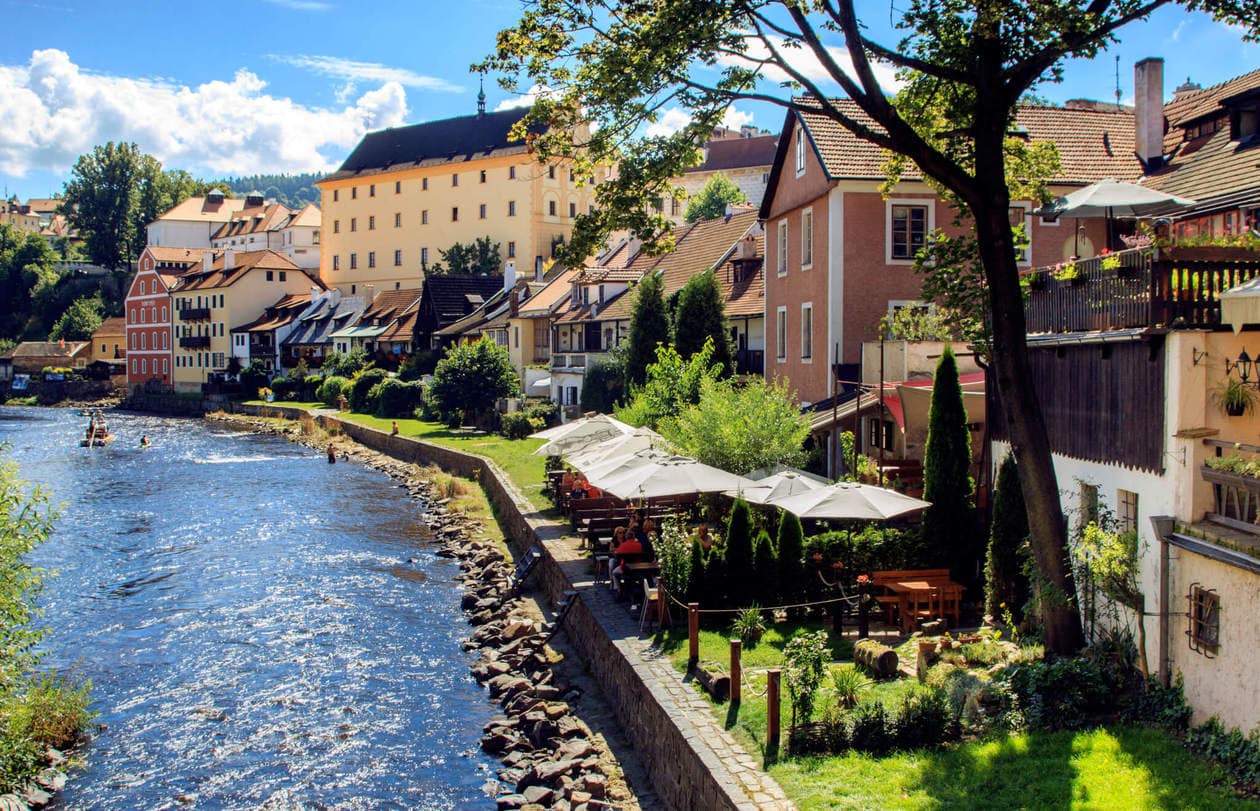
[886,198,934,263]
[421,247,429,266]
[162,358,168,374]
[800,303,813,360]
[1009,202,1033,266]
[801,208,814,269]
[332,255,340,271]
[140,332,147,350]
[776,220,789,275]
[130,358,136,374]
[795,125,806,177]
[1118,489,1139,534]
[775,306,787,361]
[139,279,146,295]
[141,358,147,375]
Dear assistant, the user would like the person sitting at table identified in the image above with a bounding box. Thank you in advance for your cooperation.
[609,527,643,596]
[570,472,590,501]
[694,521,714,552]
[636,518,658,559]
[560,469,575,497]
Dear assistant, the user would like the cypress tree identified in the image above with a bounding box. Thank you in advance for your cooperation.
[985,454,1031,622]
[687,537,706,604]
[724,499,755,607]
[753,529,778,607]
[921,346,975,581]
[775,510,806,613]
[673,271,733,376]
[704,550,728,609]
[625,272,669,387]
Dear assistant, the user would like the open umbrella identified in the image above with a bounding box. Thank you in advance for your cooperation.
[595,456,757,501]
[724,470,828,505]
[529,413,634,441]
[531,415,635,457]
[1040,178,1196,220]
[581,448,674,485]
[567,428,672,473]
[771,481,930,521]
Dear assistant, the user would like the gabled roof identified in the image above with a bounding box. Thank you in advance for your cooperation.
[155,195,248,224]
[172,250,310,292]
[420,275,505,324]
[142,246,221,287]
[1164,68,1260,129]
[360,288,424,325]
[517,268,580,317]
[23,198,60,215]
[284,295,366,347]
[322,108,540,182]
[211,203,292,240]
[287,203,321,228]
[575,267,643,285]
[436,285,513,336]
[379,309,418,342]
[6,341,88,359]
[686,134,779,174]
[233,293,314,333]
[91,317,127,339]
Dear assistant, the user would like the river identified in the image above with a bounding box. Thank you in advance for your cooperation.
[0,406,499,810]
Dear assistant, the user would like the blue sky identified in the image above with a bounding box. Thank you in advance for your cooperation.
[0,1,1256,201]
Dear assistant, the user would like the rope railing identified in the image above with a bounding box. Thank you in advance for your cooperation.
[661,584,861,615]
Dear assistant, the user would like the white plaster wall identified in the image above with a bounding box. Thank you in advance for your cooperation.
[147,220,219,248]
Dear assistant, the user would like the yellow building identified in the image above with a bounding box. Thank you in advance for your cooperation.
[169,249,321,391]
[316,103,596,296]
[90,317,127,361]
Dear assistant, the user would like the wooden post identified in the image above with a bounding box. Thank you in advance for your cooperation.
[688,603,699,665]
[857,579,870,639]
[658,581,670,628]
[729,638,742,704]
[767,668,781,749]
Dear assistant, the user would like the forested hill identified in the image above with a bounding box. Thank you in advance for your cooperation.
[216,172,323,209]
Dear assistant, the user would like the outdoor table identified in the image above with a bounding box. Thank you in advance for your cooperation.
[620,560,660,601]
[886,579,964,632]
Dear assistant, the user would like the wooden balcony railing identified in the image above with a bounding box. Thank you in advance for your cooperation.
[178,307,211,321]
[735,348,765,376]
[1023,247,1260,334]
[179,335,211,349]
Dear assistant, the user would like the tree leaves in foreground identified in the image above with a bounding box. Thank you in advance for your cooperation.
[661,376,807,475]
[48,294,104,342]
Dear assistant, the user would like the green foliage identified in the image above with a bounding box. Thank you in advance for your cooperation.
[782,630,829,726]
[580,349,626,413]
[315,375,350,407]
[999,657,1109,731]
[500,411,542,440]
[684,172,749,224]
[753,530,778,606]
[1186,719,1260,787]
[848,700,893,756]
[239,361,269,399]
[775,510,805,610]
[217,172,321,208]
[655,517,693,600]
[370,378,426,418]
[320,348,369,378]
[893,689,958,750]
[985,454,1031,621]
[429,338,521,426]
[428,236,502,275]
[48,293,104,341]
[921,347,975,578]
[615,339,721,429]
[686,537,706,604]
[805,525,925,576]
[831,666,871,710]
[349,368,389,413]
[0,225,59,340]
[732,605,767,643]
[0,674,92,793]
[672,271,732,375]
[723,499,755,607]
[624,271,669,387]
[878,306,960,342]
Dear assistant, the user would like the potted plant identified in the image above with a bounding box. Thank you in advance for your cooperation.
[732,605,767,643]
[1211,378,1258,417]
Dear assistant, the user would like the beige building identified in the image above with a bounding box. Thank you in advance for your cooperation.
[210,194,322,270]
[90,317,127,362]
[169,249,320,391]
[147,189,248,248]
[316,104,596,296]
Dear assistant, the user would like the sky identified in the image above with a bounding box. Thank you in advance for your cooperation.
[0,1,1257,202]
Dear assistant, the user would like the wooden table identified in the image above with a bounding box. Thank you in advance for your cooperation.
[886,579,964,632]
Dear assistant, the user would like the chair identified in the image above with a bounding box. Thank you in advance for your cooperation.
[639,577,660,632]
[592,549,611,586]
[911,586,942,629]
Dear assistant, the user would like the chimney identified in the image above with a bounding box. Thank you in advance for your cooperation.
[201,250,213,270]
[510,289,520,315]
[365,284,376,304]
[504,260,517,291]
[1134,57,1166,171]
[223,249,235,269]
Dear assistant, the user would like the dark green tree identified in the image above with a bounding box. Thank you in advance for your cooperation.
[684,172,748,224]
[922,347,975,582]
[429,337,521,426]
[672,271,732,376]
[624,271,669,387]
[703,550,727,609]
[753,529,778,607]
[0,225,58,340]
[985,454,1031,623]
[580,346,626,413]
[61,142,143,269]
[48,294,104,341]
[686,537,706,604]
[723,499,756,608]
[429,236,502,275]
[775,509,806,612]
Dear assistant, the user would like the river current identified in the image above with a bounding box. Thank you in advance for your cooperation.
[0,407,498,810]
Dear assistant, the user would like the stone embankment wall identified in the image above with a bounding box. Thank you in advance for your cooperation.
[231,403,790,811]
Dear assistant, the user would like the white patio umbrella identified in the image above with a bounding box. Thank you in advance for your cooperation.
[580,448,674,484]
[771,481,931,521]
[531,415,636,457]
[1040,178,1196,220]
[595,456,758,501]
[529,413,634,441]
[724,469,828,505]
[567,428,672,473]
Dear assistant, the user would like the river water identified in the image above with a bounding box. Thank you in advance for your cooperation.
[0,406,498,810]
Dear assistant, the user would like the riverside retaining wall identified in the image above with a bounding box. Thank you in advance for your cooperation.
[230,404,790,811]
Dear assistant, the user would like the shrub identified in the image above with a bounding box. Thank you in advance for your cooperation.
[372,378,425,418]
[1125,675,1193,732]
[500,411,541,439]
[321,347,368,378]
[783,630,829,726]
[429,338,520,427]
[522,398,559,427]
[984,454,1031,621]
[723,499,755,607]
[316,375,350,407]
[731,605,766,643]
[581,353,626,413]
[893,689,956,750]
[999,656,1109,730]
[1185,718,1260,786]
[775,510,805,612]
[349,368,389,413]
[806,524,924,575]
[753,530,778,607]
[848,700,893,755]
[0,675,92,792]
[831,666,871,710]
[270,376,297,401]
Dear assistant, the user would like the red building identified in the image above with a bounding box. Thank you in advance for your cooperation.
[126,247,217,392]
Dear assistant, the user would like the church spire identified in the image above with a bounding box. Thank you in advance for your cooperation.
[477,75,486,117]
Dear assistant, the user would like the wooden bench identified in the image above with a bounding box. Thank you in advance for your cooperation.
[871,569,961,632]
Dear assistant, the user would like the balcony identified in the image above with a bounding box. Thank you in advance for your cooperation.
[1024,247,1260,334]
[178,307,211,321]
[551,352,589,371]
[735,348,764,376]
[179,335,211,349]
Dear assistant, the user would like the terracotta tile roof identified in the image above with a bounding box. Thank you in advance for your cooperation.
[380,309,418,342]
[686,134,779,174]
[173,250,311,292]
[23,198,60,214]
[211,203,292,240]
[7,341,88,360]
[145,246,217,265]
[1164,68,1260,129]
[361,288,424,324]
[156,195,248,224]
[518,268,579,316]
[1143,125,1260,204]
[287,203,322,228]
[91,317,127,339]
[575,267,642,284]
[234,293,314,333]
[794,99,1139,185]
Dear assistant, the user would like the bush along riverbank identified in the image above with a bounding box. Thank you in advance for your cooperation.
[205,412,641,809]
[0,452,93,808]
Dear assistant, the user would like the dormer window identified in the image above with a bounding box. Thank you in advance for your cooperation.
[1231,99,1259,144]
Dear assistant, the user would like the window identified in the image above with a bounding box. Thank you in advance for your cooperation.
[333,189,339,202]
[350,253,358,270]
[508,241,516,258]
[394,212,401,228]
[1187,584,1220,655]
[479,204,487,219]
[452,207,459,222]
[395,180,401,194]
[279,271,287,282]
[801,208,814,268]
[569,202,577,218]
[795,126,806,176]
[1118,489,1139,534]
[1229,98,1259,142]
[480,169,487,183]
[1009,203,1032,265]
[139,279,146,295]
[776,307,787,361]
[162,358,168,374]
[801,303,813,360]
[1079,482,1100,529]
[369,184,375,197]
[509,166,516,179]
[452,173,459,187]
[422,177,428,191]
[889,202,930,261]
[141,358,147,375]
[333,255,340,271]
[421,247,429,266]
[549,200,557,216]
[394,249,402,267]
[368,251,376,268]
[548,165,556,180]
[508,200,516,217]
[140,308,146,324]
[422,210,429,225]
[776,220,789,275]
[351,187,357,200]
[350,218,357,232]
[266,270,274,281]
[140,333,147,349]
[368,215,375,230]
[333,220,340,234]
[867,418,895,452]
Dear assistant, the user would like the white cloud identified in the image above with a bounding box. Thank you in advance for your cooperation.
[644,105,756,138]
[262,0,333,10]
[270,54,462,92]
[0,49,408,178]
[494,83,553,111]
[718,34,904,94]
